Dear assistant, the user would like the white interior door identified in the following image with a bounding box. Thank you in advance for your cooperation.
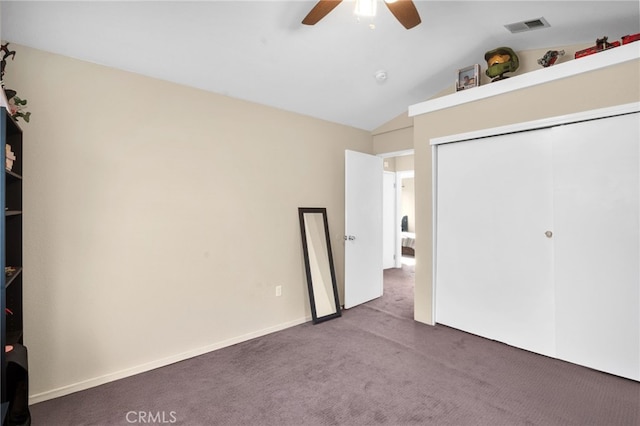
[435,130,556,357]
[382,172,396,269]
[345,150,383,309]
[552,113,639,380]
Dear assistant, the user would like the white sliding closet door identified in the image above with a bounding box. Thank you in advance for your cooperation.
[552,113,639,380]
[435,129,556,357]
[434,107,640,381]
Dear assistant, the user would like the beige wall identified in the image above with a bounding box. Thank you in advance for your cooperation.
[372,111,413,155]
[382,156,396,172]
[373,125,413,155]
[372,111,412,136]
[395,154,414,172]
[413,58,640,325]
[382,154,414,172]
[4,45,372,401]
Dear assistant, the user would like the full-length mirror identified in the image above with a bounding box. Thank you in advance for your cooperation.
[298,207,341,323]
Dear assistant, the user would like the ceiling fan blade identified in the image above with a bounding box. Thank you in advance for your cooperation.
[302,0,343,25]
[385,0,421,29]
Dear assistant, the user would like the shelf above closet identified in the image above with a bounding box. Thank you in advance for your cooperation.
[409,42,640,117]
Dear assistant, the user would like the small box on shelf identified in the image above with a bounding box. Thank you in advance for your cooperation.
[5,143,16,172]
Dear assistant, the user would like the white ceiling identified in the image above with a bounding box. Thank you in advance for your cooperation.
[1,1,639,130]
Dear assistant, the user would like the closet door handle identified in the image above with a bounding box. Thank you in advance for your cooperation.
[545,231,553,238]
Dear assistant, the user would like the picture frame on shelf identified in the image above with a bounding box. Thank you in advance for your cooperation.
[456,64,480,91]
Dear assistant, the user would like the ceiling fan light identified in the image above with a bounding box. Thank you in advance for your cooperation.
[354,0,377,17]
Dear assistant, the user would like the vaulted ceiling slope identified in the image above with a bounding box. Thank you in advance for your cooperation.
[1,1,639,131]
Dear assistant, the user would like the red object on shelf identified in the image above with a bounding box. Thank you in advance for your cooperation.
[575,37,621,59]
[622,33,640,44]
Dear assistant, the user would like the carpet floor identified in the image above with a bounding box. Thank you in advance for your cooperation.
[29,263,639,425]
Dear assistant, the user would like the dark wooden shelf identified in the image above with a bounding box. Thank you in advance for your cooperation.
[5,169,22,180]
[5,330,23,346]
[1,402,8,425]
[5,267,22,289]
[2,106,26,418]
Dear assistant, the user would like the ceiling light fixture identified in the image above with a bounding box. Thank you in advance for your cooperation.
[354,0,377,17]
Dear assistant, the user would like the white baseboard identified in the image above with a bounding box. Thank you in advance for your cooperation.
[28,316,311,405]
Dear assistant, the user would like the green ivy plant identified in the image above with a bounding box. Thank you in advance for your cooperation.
[1,42,30,123]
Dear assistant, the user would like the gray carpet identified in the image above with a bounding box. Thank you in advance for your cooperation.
[29,264,639,425]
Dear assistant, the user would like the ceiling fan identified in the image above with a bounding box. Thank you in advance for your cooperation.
[302,0,422,30]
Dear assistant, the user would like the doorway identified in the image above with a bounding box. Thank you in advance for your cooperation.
[343,149,415,316]
[379,151,415,317]
[396,170,415,267]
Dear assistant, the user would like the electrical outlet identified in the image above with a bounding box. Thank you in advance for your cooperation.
[275,285,282,297]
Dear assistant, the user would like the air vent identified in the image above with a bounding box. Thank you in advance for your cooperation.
[504,17,550,33]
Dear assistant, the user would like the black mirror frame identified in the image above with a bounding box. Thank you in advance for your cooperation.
[298,207,342,324]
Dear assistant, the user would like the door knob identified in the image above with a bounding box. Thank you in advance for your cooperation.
[348,235,356,241]
[545,231,553,238]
